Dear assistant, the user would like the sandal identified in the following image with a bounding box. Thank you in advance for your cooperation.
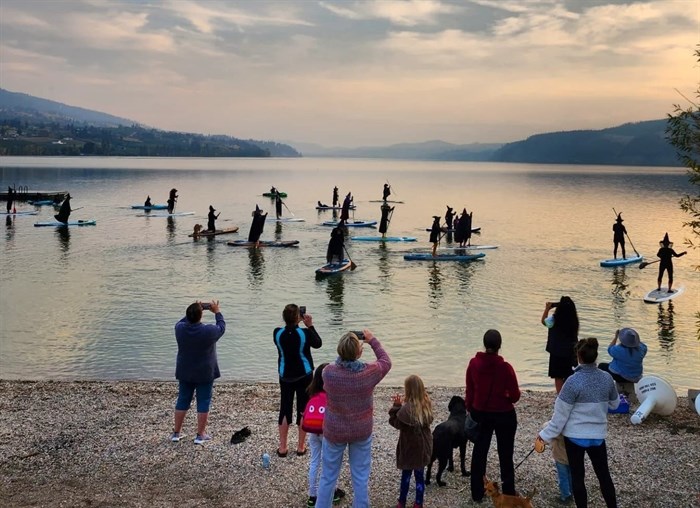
[276,448,288,457]
[296,448,307,456]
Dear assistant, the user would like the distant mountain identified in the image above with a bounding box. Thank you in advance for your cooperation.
[0,89,300,157]
[491,119,679,167]
[297,139,502,160]
[0,88,136,127]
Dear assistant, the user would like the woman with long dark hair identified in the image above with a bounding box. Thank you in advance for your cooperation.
[542,296,579,393]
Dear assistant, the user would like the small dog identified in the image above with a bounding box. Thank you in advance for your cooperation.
[483,476,536,508]
[192,224,204,237]
[425,395,470,487]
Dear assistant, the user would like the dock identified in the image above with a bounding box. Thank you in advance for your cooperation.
[1,189,67,202]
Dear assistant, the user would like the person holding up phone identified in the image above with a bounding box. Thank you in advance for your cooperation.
[171,300,226,444]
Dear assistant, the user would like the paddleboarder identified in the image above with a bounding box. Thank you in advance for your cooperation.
[167,188,178,214]
[382,183,391,201]
[429,216,441,257]
[457,208,471,247]
[248,205,267,247]
[327,225,344,264]
[6,187,14,214]
[54,193,72,223]
[612,213,627,259]
[445,205,456,230]
[340,192,353,222]
[656,233,686,293]
[378,202,394,238]
[144,195,152,207]
[332,186,339,208]
[275,191,283,220]
[207,205,220,233]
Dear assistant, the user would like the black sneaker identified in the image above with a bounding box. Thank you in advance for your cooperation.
[333,488,346,503]
[307,496,317,507]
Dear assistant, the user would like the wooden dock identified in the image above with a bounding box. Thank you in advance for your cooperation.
[1,190,67,201]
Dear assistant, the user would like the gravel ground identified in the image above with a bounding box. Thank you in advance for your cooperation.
[0,380,698,508]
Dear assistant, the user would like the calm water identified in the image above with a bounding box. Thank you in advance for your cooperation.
[0,157,698,392]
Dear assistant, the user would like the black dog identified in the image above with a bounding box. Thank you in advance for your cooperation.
[425,395,471,487]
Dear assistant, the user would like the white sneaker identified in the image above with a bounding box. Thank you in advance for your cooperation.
[194,434,212,445]
[170,432,185,442]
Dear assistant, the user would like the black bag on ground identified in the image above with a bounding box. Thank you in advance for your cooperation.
[464,412,480,443]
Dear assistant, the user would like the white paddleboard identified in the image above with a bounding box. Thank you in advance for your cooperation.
[137,212,195,217]
[643,286,685,303]
[440,245,499,250]
[265,217,305,222]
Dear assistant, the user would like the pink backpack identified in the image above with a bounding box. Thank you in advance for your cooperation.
[302,391,327,434]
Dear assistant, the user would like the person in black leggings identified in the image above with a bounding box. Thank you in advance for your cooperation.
[656,233,686,292]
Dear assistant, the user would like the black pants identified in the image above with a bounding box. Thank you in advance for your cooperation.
[278,374,312,425]
[564,437,617,508]
[597,363,631,384]
[469,409,517,501]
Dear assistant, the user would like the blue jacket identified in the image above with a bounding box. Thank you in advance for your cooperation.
[608,343,647,382]
[175,313,226,383]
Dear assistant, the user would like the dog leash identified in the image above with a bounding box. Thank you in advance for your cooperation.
[514,447,535,471]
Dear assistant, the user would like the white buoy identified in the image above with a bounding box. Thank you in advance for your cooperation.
[631,375,677,425]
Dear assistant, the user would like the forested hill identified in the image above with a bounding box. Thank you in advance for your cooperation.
[0,89,301,157]
[491,119,678,166]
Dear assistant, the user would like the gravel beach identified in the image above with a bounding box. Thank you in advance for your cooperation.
[1,380,698,507]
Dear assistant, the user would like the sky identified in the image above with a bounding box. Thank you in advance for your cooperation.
[0,0,698,148]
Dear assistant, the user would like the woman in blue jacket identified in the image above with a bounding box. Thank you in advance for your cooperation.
[598,328,647,383]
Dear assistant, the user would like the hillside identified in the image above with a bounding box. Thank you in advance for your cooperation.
[0,89,300,157]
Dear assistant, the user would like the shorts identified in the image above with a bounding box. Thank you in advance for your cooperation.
[175,380,214,413]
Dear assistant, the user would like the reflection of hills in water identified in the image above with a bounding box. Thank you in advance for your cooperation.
[657,301,675,351]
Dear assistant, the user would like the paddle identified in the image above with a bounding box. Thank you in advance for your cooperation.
[639,259,660,270]
[386,180,398,198]
[343,245,357,270]
[612,208,640,257]
[280,199,295,217]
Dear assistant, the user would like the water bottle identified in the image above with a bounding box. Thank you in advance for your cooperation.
[262,452,271,470]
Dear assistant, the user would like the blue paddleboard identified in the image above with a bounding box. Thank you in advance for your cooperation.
[34,220,96,227]
[599,254,643,267]
[322,220,377,228]
[316,259,353,275]
[131,204,168,210]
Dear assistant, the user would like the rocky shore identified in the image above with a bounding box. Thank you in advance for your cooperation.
[1,380,698,507]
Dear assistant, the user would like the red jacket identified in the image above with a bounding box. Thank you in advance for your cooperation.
[465,352,521,413]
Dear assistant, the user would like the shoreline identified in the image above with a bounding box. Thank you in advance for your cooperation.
[1,380,698,507]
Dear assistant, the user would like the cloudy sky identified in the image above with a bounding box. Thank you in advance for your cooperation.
[1,0,697,147]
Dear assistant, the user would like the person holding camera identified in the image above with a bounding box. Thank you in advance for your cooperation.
[171,300,226,444]
[542,296,579,393]
[274,304,322,457]
[315,330,392,508]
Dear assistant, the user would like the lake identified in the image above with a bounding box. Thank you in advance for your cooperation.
[0,157,697,392]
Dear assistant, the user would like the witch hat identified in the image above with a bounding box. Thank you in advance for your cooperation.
[616,213,623,222]
[660,232,672,247]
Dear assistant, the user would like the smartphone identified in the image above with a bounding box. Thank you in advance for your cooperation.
[299,306,306,317]
[201,303,212,310]
[352,330,365,340]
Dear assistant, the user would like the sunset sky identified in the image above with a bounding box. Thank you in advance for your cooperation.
[1,0,698,147]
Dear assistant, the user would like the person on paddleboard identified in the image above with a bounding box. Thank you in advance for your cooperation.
[275,191,283,220]
[6,187,14,214]
[612,213,627,259]
[207,205,221,233]
[457,208,472,248]
[167,188,178,214]
[445,205,456,230]
[332,186,339,208]
[429,216,441,257]
[382,183,391,201]
[248,205,267,247]
[54,193,72,223]
[318,201,329,208]
[340,192,353,222]
[378,202,394,238]
[656,233,686,293]
[327,225,345,264]
[144,195,152,207]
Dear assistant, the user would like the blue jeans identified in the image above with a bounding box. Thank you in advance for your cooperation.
[316,436,372,508]
[399,468,425,505]
[175,380,213,413]
[555,461,572,500]
[307,433,323,497]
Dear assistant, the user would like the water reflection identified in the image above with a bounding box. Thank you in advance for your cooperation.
[274,222,283,240]
[428,264,443,307]
[657,301,675,351]
[166,216,176,241]
[610,266,630,318]
[377,243,391,287]
[56,226,70,255]
[322,274,345,325]
[5,216,14,250]
[247,248,264,287]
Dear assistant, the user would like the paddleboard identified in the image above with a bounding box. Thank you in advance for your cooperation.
[643,286,685,303]
[322,220,377,228]
[316,259,353,275]
[599,254,643,267]
[351,236,417,242]
[28,200,57,206]
[0,211,38,216]
[265,217,305,222]
[316,205,356,211]
[424,227,481,233]
[227,240,299,248]
[137,212,195,217]
[263,192,287,198]
[131,204,168,210]
[369,200,404,204]
[439,245,499,250]
[189,227,239,238]
[404,252,485,262]
[34,220,96,227]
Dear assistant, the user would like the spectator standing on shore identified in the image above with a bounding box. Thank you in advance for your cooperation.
[274,304,322,457]
[315,330,392,508]
[542,296,579,393]
[598,328,647,384]
[537,338,619,508]
[389,374,433,508]
[172,300,226,444]
[466,329,521,503]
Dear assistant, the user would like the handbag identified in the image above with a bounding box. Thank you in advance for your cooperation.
[464,412,480,443]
